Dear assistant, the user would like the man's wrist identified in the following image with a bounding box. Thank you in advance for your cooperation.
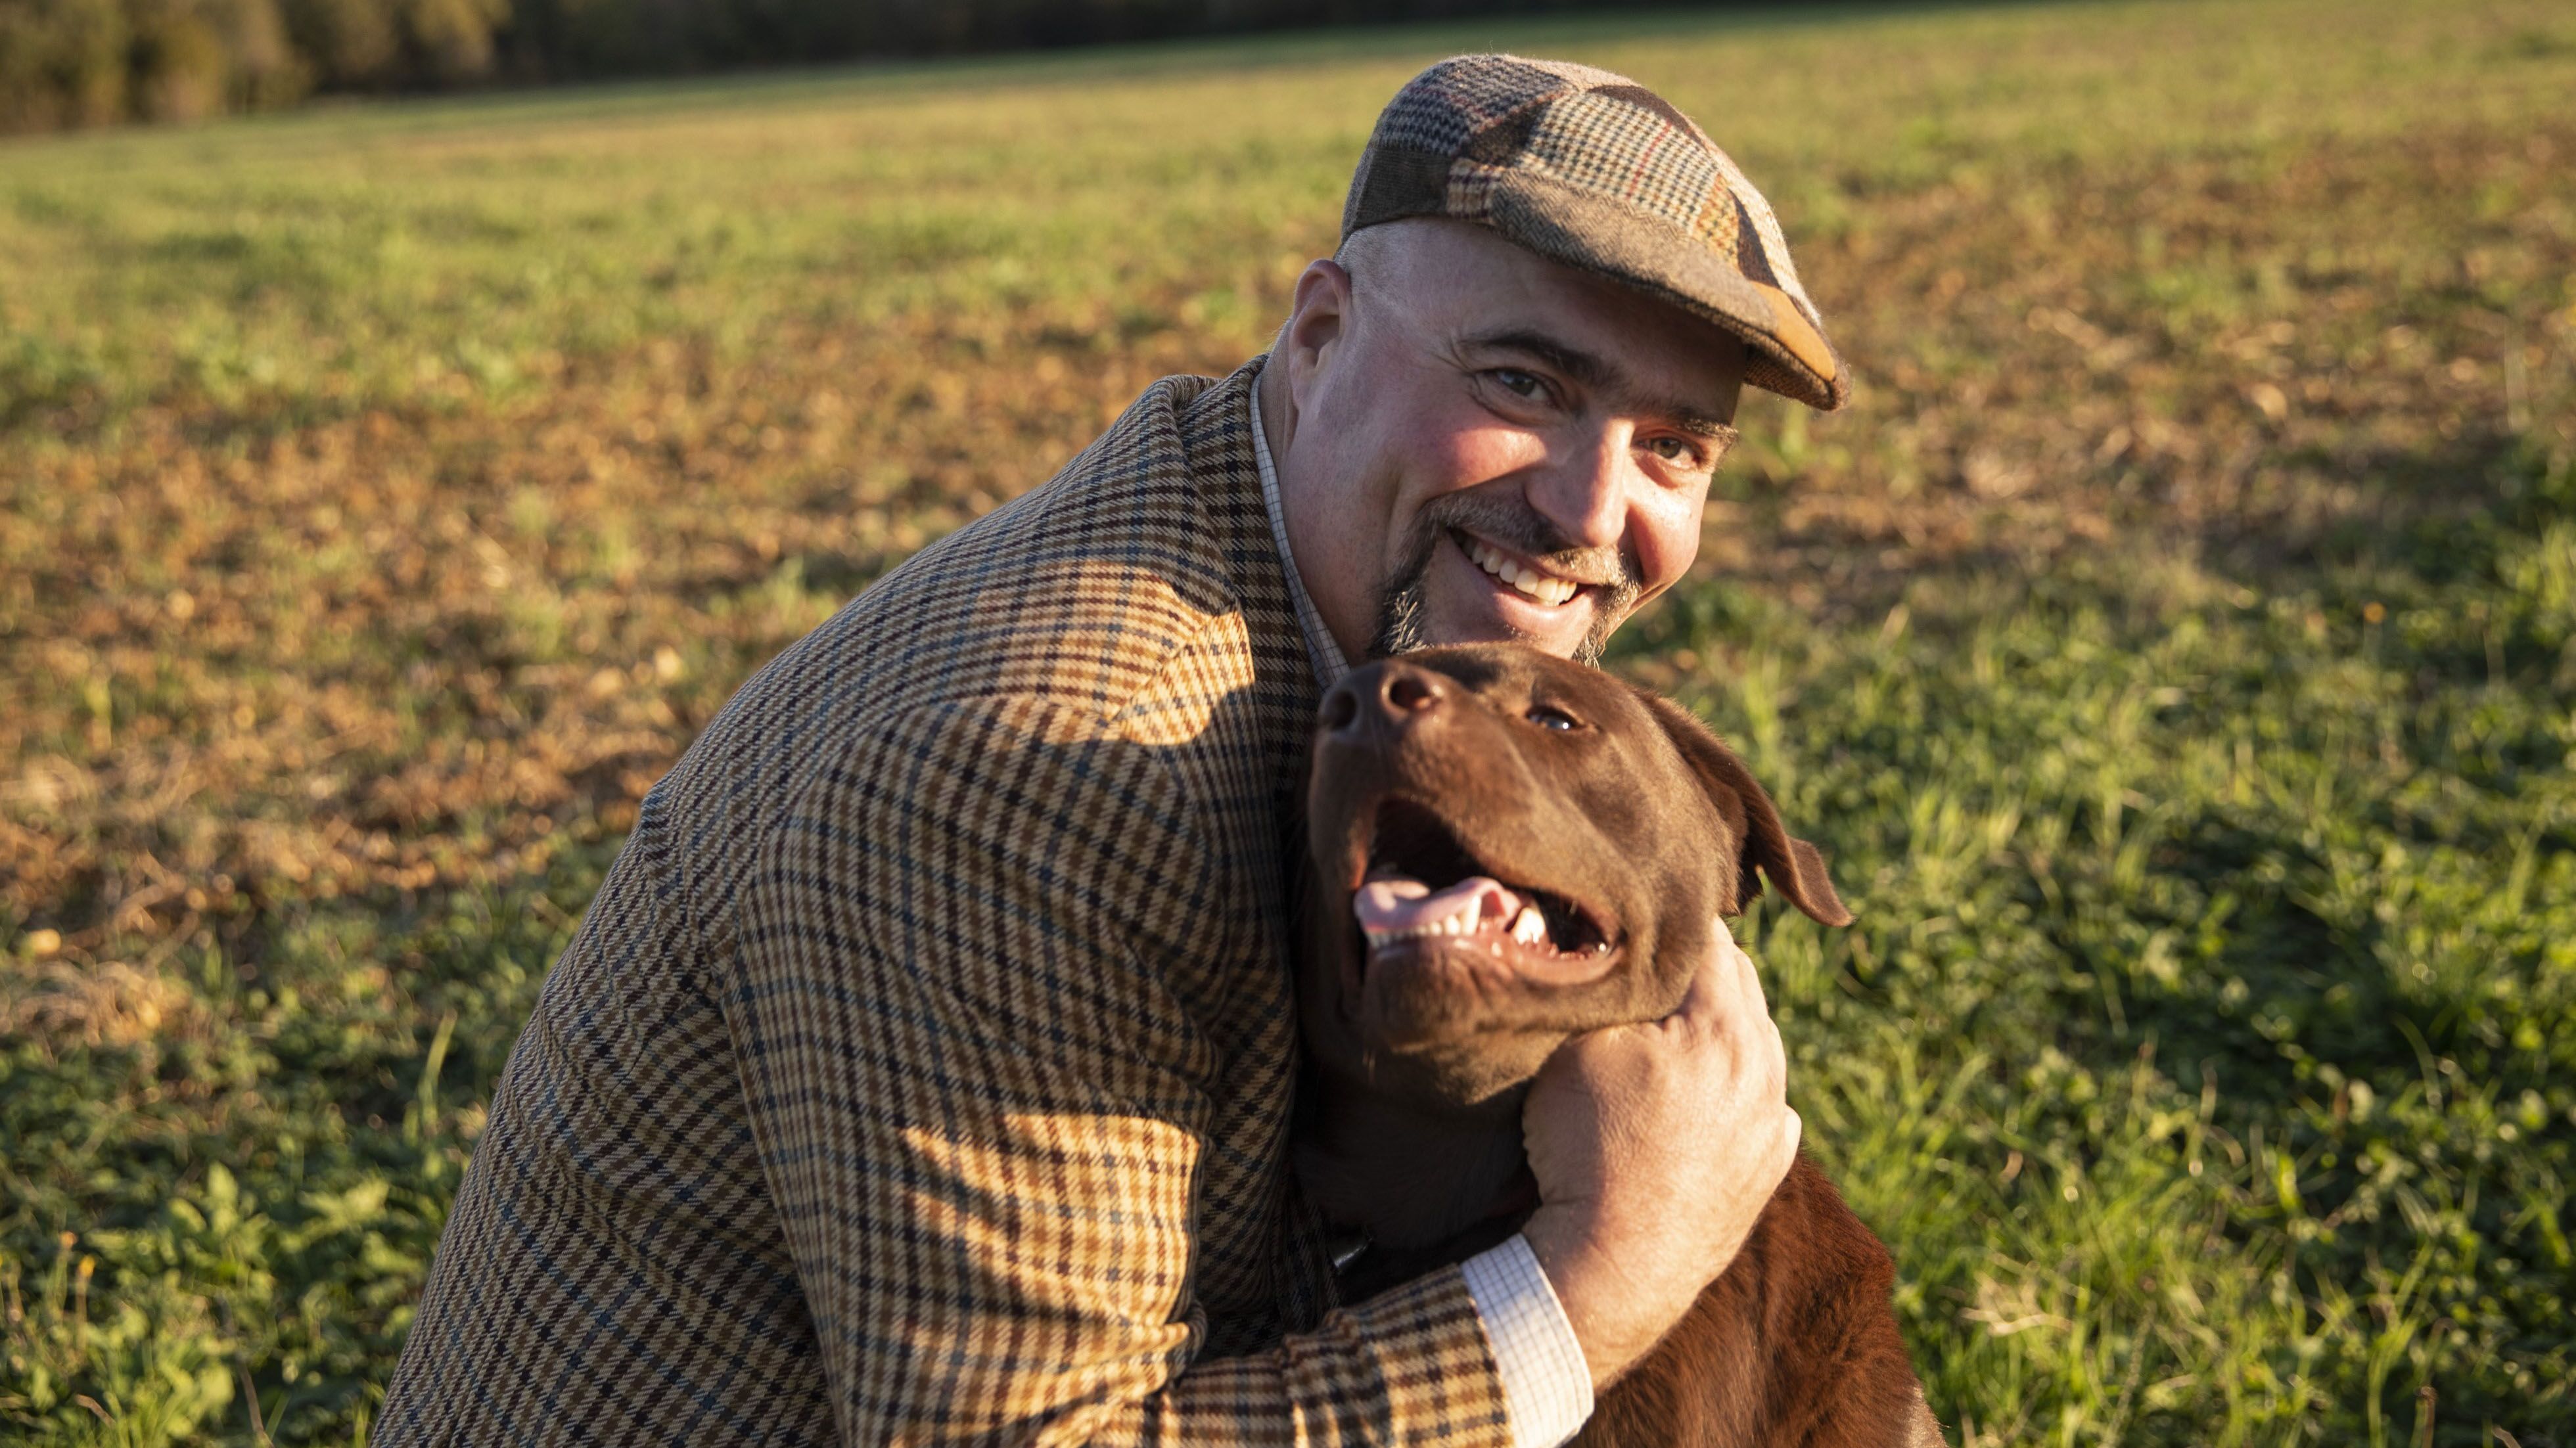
[1460,1234,1594,1448]
[1521,1206,1690,1390]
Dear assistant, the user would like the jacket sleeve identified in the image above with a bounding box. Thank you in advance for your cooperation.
[725,692,1515,1447]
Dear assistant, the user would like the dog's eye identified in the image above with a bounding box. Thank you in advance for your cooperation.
[1525,704,1580,732]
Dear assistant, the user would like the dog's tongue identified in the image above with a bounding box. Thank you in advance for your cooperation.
[1355,874,1521,938]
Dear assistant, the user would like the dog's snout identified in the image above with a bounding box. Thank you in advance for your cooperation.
[1323,661,1448,741]
[1384,669,1442,714]
[1320,685,1361,733]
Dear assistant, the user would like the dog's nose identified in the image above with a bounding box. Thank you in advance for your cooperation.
[1322,660,1448,740]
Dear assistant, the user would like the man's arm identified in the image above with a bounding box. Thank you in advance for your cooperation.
[1521,931,1801,1390]
[727,694,1515,1445]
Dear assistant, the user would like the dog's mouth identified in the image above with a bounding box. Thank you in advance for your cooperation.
[1345,796,1621,992]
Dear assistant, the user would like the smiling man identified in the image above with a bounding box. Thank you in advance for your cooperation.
[380,55,1851,1447]
[1264,217,1762,669]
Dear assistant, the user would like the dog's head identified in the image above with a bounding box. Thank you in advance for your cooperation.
[1299,642,1851,1113]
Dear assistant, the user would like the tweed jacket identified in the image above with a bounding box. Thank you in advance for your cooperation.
[376,363,1517,1445]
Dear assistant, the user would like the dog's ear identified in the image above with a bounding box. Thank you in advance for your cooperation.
[1630,686,1854,928]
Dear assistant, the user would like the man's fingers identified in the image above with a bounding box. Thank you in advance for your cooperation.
[1668,927,1775,1060]
[1695,928,1789,1102]
[1740,1105,1802,1197]
[1665,924,1756,1024]
[1664,938,1735,1030]
[1701,924,1782,1040]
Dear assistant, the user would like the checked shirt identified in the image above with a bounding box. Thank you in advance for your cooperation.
[375,362,1519,1445]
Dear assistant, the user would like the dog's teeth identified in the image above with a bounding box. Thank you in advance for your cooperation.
[1511,905,1547,945]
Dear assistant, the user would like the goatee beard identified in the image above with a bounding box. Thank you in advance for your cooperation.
[1365,494,1640,666]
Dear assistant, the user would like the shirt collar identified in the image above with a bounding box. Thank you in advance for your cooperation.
[1250,374,1351,691]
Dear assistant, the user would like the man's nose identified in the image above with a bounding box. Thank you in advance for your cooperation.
[1320,660,1447,742]
[1523,425,1634,552]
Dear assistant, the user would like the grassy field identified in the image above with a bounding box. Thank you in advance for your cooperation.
[3,0,2573,1441]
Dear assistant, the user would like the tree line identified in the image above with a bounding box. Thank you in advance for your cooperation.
[0,0,1700,132]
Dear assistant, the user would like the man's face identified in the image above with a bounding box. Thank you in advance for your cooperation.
[1268,218,1751,664]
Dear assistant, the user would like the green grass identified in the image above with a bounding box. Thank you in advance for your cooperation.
[4,0,2574,1442]
[1617,469,2576,1442]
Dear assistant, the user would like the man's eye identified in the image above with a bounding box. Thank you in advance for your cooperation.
[1490,368,1546,399]
[1645,436,1703,466]
[1526,704,1579,731]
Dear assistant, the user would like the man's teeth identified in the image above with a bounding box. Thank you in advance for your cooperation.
[1466,539,1580,606]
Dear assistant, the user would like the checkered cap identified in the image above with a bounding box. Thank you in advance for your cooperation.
[1343,54,1850,410]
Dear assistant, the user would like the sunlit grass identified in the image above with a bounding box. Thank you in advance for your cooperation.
[4,1,2573,1442]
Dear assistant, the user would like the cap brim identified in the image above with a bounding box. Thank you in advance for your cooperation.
[1469,170,1851,411]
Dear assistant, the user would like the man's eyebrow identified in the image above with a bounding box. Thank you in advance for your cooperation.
[1463,327,1611,389]
[1460,327,1738,439]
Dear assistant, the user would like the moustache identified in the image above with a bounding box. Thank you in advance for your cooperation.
[1367,491,1643,665]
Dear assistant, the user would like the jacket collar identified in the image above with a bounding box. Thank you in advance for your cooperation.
[1175,358,1325,813]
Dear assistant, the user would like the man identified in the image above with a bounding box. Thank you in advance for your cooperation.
[379,54,1851,1446]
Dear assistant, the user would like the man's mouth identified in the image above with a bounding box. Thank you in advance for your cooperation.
[1458,532,1584,608]
[1346,796,1619,988]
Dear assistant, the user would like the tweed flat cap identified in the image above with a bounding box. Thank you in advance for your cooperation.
[1344,54,1849,411]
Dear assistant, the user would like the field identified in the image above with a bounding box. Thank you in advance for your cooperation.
[3,0,2573,1441]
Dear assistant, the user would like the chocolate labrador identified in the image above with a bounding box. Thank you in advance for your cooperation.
[1294,643,1942,1448]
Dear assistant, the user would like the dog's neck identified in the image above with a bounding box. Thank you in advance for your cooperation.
[1294,1079,1536,1257]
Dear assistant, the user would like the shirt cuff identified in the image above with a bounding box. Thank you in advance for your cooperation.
[1459,1233,1594,1448]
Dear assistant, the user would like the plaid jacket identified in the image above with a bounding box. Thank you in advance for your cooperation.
[377,363,1516,1446]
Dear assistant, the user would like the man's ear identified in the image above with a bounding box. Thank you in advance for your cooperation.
[1630,685,1854,928]
[1281,258,1352,405]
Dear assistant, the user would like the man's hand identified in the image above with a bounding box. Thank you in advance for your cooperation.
[1518,926,1799,1390]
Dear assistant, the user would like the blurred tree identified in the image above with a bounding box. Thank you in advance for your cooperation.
[0,0,133,128]
[406,0,507,77]
[0,0,1728,131]
[0,0,302,127]
[127,0,232,119]
[279,0,400,81]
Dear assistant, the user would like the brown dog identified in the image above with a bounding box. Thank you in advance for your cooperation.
[1293,643,1942,1448]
